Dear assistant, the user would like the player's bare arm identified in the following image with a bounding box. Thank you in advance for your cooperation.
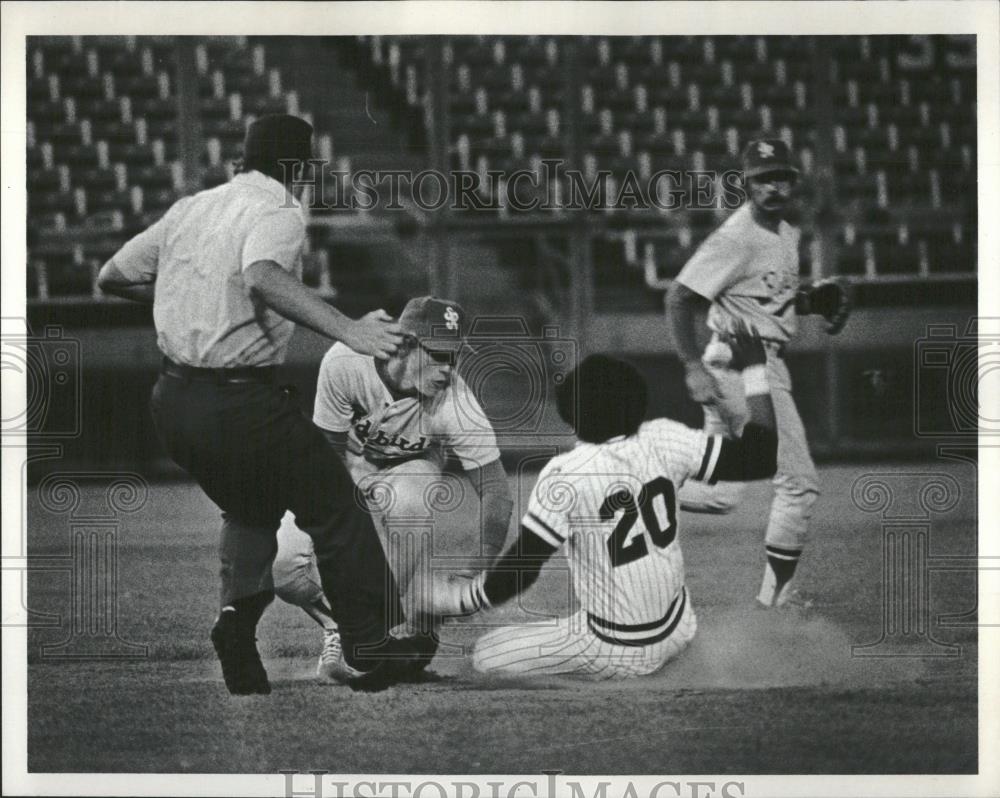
[243,259,403,359]
[97,260,156,304]
[466,459,515,562]
[428,522,559,616]
[665,281,717,402]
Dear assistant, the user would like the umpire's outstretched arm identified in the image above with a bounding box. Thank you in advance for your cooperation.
[243,260,401,359]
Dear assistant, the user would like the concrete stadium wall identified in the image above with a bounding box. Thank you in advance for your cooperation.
[22,304,975,479]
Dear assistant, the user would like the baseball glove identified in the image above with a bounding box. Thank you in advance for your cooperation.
[796,279,851,335]
[721,320,767,371]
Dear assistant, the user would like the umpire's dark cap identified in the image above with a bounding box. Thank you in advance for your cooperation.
[398,296,467,353]
[243,114,314,167]
[742,138,799,179]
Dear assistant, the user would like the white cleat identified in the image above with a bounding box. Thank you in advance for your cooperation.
[757,582,815,611]
[756,561,805,609]
[774,587,815,610]
[316,628,361,683]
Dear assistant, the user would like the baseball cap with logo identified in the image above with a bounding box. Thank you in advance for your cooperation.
[398,296,467,353]
[741,138,799,180]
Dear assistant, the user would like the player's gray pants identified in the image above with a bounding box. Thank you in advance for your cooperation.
[273,456,479,628]
[678,345,819,552]
[473,590,697,680]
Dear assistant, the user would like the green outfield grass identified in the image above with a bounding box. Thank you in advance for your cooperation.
[24,461,978,774]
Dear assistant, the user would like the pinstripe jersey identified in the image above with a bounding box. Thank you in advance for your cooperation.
[523,419,723,640]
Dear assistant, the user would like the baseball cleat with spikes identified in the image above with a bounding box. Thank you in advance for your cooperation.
[315,628,351,683]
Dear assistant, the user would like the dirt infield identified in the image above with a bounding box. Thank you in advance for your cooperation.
[25,462,978,774]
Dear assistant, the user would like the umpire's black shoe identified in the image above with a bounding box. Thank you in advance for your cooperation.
[210,609,271,695]
[340,635,430,693]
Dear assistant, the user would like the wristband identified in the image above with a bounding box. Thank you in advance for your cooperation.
[743,365,770,397]
[462,571,492,613]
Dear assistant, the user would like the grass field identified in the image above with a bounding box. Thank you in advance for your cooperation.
[25,460,978,774]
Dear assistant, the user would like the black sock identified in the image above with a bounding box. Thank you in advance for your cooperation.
[765,545,802,593]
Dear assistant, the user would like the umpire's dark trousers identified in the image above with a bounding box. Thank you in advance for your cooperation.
[150,363,404,654]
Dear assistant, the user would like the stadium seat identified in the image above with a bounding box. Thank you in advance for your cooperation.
[26,34,978,300]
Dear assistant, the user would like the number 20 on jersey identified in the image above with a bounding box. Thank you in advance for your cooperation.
[600,477,678,568]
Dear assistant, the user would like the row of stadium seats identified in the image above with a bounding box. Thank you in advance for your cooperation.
[353,33,975,289]
[26,36,313,299]
[367,34,974,75]
[360,34,974,172]
[27,35,977,301]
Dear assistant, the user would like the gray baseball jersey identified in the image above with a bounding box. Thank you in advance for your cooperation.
[675,204,801,343]
[313,342,500,471]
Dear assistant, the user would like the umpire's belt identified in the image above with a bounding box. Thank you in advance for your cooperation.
[161,357,277,385]
[587,587,687,647]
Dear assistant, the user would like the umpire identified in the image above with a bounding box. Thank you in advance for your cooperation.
[98,114,419,694]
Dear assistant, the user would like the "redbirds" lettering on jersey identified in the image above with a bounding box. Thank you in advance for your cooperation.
[353,419,428,453]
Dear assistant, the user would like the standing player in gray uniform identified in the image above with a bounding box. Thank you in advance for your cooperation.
[272,297,514,682]
[666,139,850,607]
[97,115,424,694]
[425,329,778,679]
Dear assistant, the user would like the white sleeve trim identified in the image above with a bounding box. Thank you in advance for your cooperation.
[522,512,565,549]
[696,434,724,483]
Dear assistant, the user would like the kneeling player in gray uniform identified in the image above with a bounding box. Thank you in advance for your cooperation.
[426,326,778,680]
[272,297,513,682]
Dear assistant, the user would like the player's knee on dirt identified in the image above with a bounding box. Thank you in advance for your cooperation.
[471,641,502,674]
[470,630,531,675]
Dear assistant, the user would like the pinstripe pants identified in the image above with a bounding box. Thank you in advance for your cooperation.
[471,593,696,680]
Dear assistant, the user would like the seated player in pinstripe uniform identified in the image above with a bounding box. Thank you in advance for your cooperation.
[426,325,778,680]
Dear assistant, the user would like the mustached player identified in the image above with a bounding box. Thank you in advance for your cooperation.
[666,139,850,607]
[425,328,777,679]
[272,296,514,682]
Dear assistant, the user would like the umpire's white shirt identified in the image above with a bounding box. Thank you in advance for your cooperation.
[112,171,306,368]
